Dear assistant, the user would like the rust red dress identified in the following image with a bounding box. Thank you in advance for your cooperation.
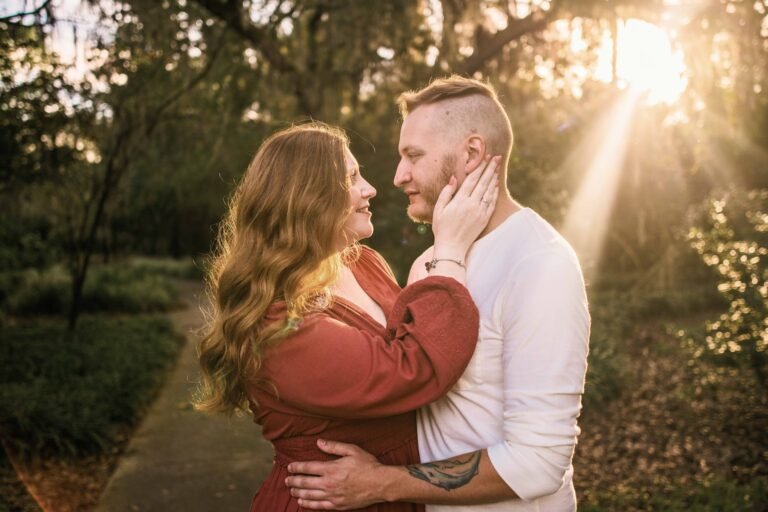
[247,246,480,512]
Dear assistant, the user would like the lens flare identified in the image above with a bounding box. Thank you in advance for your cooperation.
[614,19,688,105]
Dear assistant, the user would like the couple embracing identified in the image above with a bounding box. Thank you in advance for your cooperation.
[196,75,590,512]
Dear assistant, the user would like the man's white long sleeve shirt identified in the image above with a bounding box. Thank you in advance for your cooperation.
[417,208,590,512]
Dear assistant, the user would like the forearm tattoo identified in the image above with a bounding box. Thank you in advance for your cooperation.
[405,451,481,491]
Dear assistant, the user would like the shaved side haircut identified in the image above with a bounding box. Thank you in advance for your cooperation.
[397,75,514,166]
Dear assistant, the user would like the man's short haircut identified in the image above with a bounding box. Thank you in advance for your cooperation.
[397,75,514,161]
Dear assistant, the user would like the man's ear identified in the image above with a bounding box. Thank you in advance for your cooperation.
[463,135,486,174]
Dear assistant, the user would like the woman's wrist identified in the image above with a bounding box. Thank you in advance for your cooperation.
[427,243,469,282]
[432,242,467,261]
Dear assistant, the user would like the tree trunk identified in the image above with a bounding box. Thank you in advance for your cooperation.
[66,124,129,330]
[67,257,88,330]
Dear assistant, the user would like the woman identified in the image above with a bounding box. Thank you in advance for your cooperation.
[195,122,499,511]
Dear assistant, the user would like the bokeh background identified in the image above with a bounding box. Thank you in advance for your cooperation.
[1,1,766,511]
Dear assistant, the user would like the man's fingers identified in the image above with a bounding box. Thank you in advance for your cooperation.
[316,438,365,457]
[290,487,330,500]
[288,461,327,475]
[286,461,328,475]
[297,498,338,510]
[285,474,326,489]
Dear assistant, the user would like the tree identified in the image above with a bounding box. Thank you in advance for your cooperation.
[4,0,766,295]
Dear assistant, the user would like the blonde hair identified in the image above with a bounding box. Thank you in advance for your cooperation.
[195,122,351,415]
[397,75,514,165]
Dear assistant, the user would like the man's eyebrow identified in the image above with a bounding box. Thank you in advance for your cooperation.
[399,145,422,154]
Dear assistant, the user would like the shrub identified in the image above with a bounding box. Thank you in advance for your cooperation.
[582,291,635,409]
[81,265,180,313]
[2,260,184,316]
[0,216,59,272]
[682,191,768,388]
[124,257,203,280]
[0,315,183,458]
[5,267,70,316]
[583,279,726,410]
[0,272,23,306]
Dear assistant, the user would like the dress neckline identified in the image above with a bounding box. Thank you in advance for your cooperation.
[332,259,388,330]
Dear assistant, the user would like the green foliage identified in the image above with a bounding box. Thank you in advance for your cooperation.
[0,315,182,458]
[582,477,768,512]
[121,256,203,280]
[1,259,188,316]
[584,272,728,410]
[583,291,634,409]
[4,266,70,316]
[3,0,765,278]
[80,265,179,314]
[683,191,768,387]
[0,23,91,193]
[0,215,58,272]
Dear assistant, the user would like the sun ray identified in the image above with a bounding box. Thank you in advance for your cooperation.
[687,105,768,192]
[560,89,644,279]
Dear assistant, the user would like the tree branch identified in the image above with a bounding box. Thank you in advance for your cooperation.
[144,29,227,136]
[192,0,319,114]
[438,0,464,70]
[459,8,555,75]
[192,0,297,74]
[0,0,52,22]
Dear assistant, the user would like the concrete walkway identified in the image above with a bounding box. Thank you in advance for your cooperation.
[96,281,274,512]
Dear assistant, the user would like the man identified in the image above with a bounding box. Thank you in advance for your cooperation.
[286,76,590,511]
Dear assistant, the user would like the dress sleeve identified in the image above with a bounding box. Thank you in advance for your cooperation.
[258,276,479,419]
[486,249,590,501]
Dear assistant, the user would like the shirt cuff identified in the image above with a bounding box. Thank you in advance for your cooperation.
[487,441,572,501]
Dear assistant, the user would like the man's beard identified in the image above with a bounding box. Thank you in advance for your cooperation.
[408,154,456,223]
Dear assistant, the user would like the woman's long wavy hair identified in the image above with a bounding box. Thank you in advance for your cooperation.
[195,123,351,415]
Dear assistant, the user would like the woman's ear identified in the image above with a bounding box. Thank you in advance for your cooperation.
[464,135,486,174]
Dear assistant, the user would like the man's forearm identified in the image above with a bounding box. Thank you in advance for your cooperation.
[380,449,519,505]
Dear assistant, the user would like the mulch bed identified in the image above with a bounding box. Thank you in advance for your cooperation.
[1,427,132,512]
[1,448,40,512]
[5,453,112,512]
[575,328,768,507]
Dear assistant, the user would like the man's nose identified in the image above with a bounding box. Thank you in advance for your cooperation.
[393,162,410,188]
